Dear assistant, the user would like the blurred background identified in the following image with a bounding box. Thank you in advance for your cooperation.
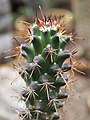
[0,0,90,120]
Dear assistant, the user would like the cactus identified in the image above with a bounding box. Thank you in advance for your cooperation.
[9,9,81,120]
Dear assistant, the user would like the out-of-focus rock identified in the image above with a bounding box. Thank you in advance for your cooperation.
[0,0,13,63]
[0,0,12,33]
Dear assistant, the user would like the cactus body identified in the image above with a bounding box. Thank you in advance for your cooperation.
[14,14,77,120]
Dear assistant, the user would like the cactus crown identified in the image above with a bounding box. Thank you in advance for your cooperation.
[11,9,79,120]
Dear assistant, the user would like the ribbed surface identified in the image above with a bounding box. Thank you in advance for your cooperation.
[15,16,75,120]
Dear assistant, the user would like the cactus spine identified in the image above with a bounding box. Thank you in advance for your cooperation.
[13,12,78,120]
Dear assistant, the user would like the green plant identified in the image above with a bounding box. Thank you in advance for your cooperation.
[10,9,81,120]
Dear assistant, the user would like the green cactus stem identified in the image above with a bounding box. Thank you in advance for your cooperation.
[12,12,79,120]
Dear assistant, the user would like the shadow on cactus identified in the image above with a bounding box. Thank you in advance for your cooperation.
[4,7,85,120]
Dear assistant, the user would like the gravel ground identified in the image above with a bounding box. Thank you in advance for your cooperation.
[63,75,90,120]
